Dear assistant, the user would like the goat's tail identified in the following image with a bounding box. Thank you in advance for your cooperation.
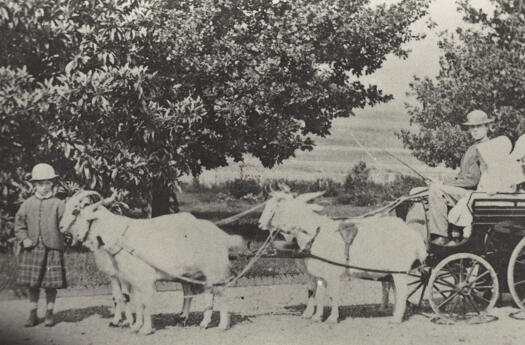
[228,234,244,249]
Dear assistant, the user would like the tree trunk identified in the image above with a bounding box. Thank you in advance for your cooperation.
[151,179,180,217]
[151,180,170,217]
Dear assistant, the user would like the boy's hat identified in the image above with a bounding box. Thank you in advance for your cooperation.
[462,110,494,126]
[30,163,58,181]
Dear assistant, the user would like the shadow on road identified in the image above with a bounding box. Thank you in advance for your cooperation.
[153,311,253,330]
[51,301,435,328]
[54,305,112,324]
[283,302,432,321]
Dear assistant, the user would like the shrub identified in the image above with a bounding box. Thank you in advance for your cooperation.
[336,182,382,206]
[343,161,370,193]
[338,162,378,205]
[226,178,262,199]
[384,175,426,200]
[337,162,426,206]
[267,178,341,197]
[310,178,342,197]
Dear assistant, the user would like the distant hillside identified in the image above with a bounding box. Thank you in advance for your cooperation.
[190,109,455,186]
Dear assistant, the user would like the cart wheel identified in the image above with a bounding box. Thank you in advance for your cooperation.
[428,253,498,321]
[507,237,525,311]
[406,266,431,308]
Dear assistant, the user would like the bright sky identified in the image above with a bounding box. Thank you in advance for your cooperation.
[360,0,495,115]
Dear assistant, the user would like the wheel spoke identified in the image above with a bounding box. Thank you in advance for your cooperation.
[418,280,428,307]
[407,282,424,299]
[515,255,525,265]
[471,285,495,291]
[471,292,491,304]
[448,294,461,314]
[409,279,422,286]
[513,280,525,287]
[465,263,478,283]
[435,277,456,289]
[433,284,449,299]
[436,272,453,280]
[465,295,481,315]
[459,258,465,283]
[445,264,460,282]
[469,269,491,284]
[433,284,452,299]
[437,291,461,310]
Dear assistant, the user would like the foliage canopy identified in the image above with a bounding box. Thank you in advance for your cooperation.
[0,0,429,217]
[400,0,524,168]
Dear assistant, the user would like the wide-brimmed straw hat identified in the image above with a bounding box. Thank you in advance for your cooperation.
[30,163,58,181]
[462,110,494,126]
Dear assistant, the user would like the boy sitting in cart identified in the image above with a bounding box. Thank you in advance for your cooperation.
[427,110,495,246]
[447,134,525,235]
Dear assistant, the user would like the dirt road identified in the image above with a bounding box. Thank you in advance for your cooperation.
[1,280,525,345]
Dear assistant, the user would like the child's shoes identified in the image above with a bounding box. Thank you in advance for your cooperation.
[44,310,55,327]
[24,309,38,327]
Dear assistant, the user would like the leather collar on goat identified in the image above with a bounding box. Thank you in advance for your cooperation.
[299,226,321,255]
[103,223,131,256]
[79,213,129,257]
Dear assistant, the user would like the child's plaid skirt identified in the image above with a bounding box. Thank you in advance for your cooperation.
[17,241,67,289]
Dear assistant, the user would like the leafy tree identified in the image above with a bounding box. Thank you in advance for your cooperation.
[400,0,524,168]
[0,0,429,216]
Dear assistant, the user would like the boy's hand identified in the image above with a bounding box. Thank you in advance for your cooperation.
[64,232,73,247]
[22,238,34,248]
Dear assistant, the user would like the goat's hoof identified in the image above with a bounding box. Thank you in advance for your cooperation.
[218,321,231,331]
[311,315,323,322]
[325,316,338,324]
[301,310,314,319]
[130,324,142,333]
[301,305,315,318]
[139,328,154,336]
[388,318,403,325]
[108,321,120,328]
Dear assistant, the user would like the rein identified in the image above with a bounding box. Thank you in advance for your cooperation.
[299,251,421,277]
[291,221,421,277]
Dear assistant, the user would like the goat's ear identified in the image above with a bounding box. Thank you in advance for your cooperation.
[296,191,326,203]
[308,204,324,212]
[85,211,99,221]
[83,205,100,221]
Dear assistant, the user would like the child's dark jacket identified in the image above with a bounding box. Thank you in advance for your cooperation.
[15,195,66,250]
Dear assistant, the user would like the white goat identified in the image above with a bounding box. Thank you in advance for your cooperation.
[60,191,242,334]
[63,191,200,329]
[259,191,427,323]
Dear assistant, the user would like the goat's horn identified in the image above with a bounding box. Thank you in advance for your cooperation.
[102,190,118,206]
[75,191,103,208]
[277,182,291,193]
[91,191,117,210]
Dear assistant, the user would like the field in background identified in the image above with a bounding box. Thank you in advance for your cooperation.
[187,109,455,186]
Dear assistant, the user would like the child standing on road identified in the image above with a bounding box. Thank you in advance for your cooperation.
[15,163,66,327]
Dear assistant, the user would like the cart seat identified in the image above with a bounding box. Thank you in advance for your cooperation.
[469,192,525,226]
